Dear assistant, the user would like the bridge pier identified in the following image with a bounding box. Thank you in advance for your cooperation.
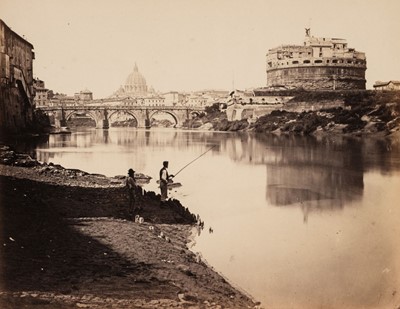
[95,120,109,129]
[51,110,67,129]
[60,108,68,127]
[102,109,109,129]
[145,110,151,129]
[53,118,61,128]
[92,109,109,129]
[103,119,109,129]
[39,105,205,129]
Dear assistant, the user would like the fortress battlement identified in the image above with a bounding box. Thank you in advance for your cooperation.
[266,30,366,90]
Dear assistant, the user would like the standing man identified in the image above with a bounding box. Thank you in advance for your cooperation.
[126,168,136,214]
[159,161,174,207]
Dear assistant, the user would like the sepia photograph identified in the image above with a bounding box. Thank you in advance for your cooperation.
[1,0,400,308]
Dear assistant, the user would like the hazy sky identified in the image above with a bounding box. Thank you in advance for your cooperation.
[2,0,400,98]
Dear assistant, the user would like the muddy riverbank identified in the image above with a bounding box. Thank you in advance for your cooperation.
[0,146,259,309]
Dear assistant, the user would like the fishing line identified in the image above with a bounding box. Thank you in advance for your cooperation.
[173,145,216,178]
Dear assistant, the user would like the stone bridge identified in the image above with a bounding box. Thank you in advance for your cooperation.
[37,105,205,129]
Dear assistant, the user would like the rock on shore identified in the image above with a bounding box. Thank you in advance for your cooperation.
[188,90,400,136]
[0,146,259,309]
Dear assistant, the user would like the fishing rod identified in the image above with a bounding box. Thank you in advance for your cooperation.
[173,145,216,178]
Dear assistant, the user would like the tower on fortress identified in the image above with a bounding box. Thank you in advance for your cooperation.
[266,29,367,90]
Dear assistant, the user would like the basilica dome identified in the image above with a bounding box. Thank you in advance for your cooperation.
[125,64,147,89]
[114,63,149,97]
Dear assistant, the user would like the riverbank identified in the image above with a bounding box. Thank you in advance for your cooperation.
[0,146,259,309]
[192,90,400,137]
[258,90,400,136]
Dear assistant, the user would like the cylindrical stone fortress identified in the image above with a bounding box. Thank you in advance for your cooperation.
[266,30,367,90]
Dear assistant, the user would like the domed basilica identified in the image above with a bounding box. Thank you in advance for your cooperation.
[112,63,155,98]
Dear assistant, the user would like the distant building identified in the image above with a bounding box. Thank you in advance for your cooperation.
[194,89,229,105]
[49,94,76,107]
[0,19,36,133]
[33,78,48,107]
[112,63,155,98]
[181,90,229,107]
[143,95,165,106]
[228,89,291,105]
[162,91,186,106]
[186,93,208,107]
[266,29,367,90]
[373,80,400,91]
[74,88,93,102]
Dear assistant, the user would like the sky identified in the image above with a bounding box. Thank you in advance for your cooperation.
[2,0,400,98]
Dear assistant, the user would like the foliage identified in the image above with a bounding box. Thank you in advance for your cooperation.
[32,109,51,131]
[185,91,400,135]
[204,103,221,115]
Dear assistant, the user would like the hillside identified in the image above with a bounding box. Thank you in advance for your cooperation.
[191,90,400,136]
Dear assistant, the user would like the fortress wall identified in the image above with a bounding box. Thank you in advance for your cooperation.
[283,99,345,113]
[267,66,366,90]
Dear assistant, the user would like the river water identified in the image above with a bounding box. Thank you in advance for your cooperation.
[25,128,400,308]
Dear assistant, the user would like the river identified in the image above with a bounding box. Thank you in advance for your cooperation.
[23,127,400,308]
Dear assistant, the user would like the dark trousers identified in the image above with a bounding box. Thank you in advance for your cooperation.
[128,189,135,212]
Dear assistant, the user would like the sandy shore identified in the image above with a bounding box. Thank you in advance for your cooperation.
[0,149,259,309]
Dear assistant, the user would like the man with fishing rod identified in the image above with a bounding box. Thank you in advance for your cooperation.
[159,161,174,207]
[159,146,215,207]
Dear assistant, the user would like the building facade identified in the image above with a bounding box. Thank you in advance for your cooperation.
[74,89,93,102]
[0,19,36,133]
[33,78,48,107]
[162,91,186,106]
[373,81,400,91]
[266,29,367,90]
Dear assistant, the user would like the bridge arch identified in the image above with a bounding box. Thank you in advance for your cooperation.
[107,110,140,127]
[149,110,180,127]
[64,110,103,128]
[38,105,206,129]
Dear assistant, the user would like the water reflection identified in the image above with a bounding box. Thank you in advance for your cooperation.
[7,128,400,308]
[29,130,399,224]
[210,132,400,223]
[261,135,365,223]
[12,130,400,213]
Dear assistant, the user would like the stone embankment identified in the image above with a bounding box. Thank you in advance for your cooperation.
[0,146,259,309]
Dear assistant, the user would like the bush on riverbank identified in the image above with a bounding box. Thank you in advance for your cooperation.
[183,103,251,131]
[253,102,400,135]
[186,90,400,136]
[67,117,96,127]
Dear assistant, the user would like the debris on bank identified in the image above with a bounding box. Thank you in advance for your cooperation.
[253,101,400,136]
[0,145,260,308]
[0,144,196,224]
[186,90,400,136]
